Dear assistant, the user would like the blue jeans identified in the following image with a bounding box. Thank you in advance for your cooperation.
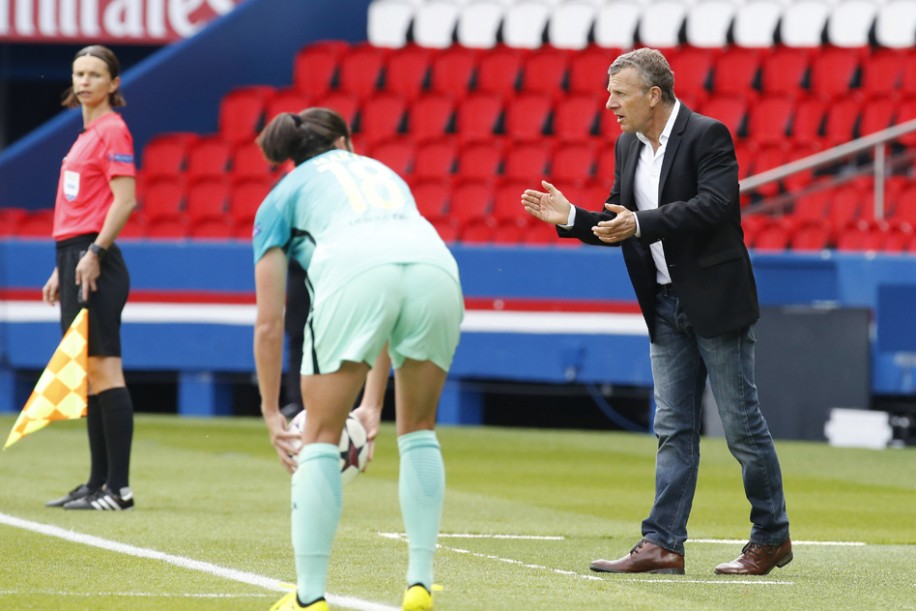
[642,289,789,555]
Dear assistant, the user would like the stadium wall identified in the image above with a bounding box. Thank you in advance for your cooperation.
[2,241,916,427]
[0,0,372,210]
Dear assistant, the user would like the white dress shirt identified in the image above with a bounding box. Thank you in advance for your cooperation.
[563,100,680,285]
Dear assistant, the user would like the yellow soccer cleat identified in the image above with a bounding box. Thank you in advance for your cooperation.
[402,584,433,611]
[269,591,329,611]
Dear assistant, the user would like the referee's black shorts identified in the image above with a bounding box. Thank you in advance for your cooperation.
[56,234,130,357]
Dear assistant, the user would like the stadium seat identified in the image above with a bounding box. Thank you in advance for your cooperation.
[858,94,897,137]
[145,216,188,239]
[595,146,616,180]
[826,183,865,230]
[780,0,831,48]
[459,218,495,244]
[185,178,229,223]
[741,213,771,247]
[357,93,407,145]
[699,97,747,140]
[553,93,601,141]
[428,46,478,97]
[732,0,783,48]
[454,93,504,143]
[189,218,236,240]
[685,0,737,48]
[893,185,916,224]
[337,44,387,100]
[747,97,795,146]
[827,0,880,48]
[264,88,311,124]
[117,212,147,240]
[790,220,832,251]
[668,47,714,102]
[231,141,276,181]
[750,144,789,197]
[367,0,416,48]
[492,178,531,225]
[413,139,458,179]
[218,85,273,145]
[594,1,641,49]
[139,177,185,222]
[638,0,688,48]
[568,46,618,95]
[450,180,493,227]
[521,219,562,245]
[896,96,916,147]
[809,48,862,101]
[476,47,525,97]
[456,0,505,49]
[411,178,451,222]
[384,45,433,101]
[503,0,552,49]
[141,132,197,181]
[503,92,553,141]
[836,219,884,252]
[548,1,598,50]
[492,218,526,244]
[0,207,28,236]
[408,93,455,142]
[782,142,823,192]
[760,48,811,98]
[521,48,570,95]
[413,0,462,49]
[503,142,552,181]
[793,186,831,221]
[228,177,274,227]
[734,141,754,179]
[875,0,916,49]
[902,56,916,96]
[186,136,232,181]
[822,96,861,146]
[710,48,762,98]
[790,96,827,146]
[551,142,596,184]
[860,49,905,95]
[456,141,503,180]
[431,217,459,243]
[370,137,414,178]
[314,92,359,127]
[753,217,792,251]
[293,41,347,98]
[12,209,54,237]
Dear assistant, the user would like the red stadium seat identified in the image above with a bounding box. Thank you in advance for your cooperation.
[553,93,601,142]
[459,218,494,244]
[218,85,273,145]
[668,47,714,101]
[231,141,276,181]
[826,184,865,230]
[337,44,387,100]
[858,94,897,137]
[492,179,531,225]
[145,216,189,239]
[228,177,274,227]
[0,208,28,236]
[753,217,792,251]
[902,53,916,97]
[413,139,457,180]
[358,93,406,145]
[314,92,359,128]
[790,96,827,146]
[503,92,553,141]
[860,49,905,95]
[139,177,185,222]
[793,186,832,221]
[893,185,916,224]
[189,218,236,240]
[895,96,916,147]
[454,94,504,144]
[822,96,862,146]
[264,88,311,124]
[293,41,348,98]
[711,48,762,98]
[520,48,570,95]
[503,142,552,181]
[749,144,789,197]
[428,46,478,98]
[699,96,747,140]
[568,45,619,95]
[411,178,451,222]
[808,47,861,101]
[141,132,197,181]
[408,93,455,143]
[456,141,502,180]
[760,48,812,98]
[450,180,493,226]
[595,146,616,180]
[185,178,229,223]
[117,212,147,240]
[476,46,525,96]
[782,142,823,193]
[384,45,433,101]
[186,136,232,182]
[492,218,526,244]
[370,138,414,178]
[746,97,794,146]
[790,221,832,251]
[13,209,54,237]
[551,142,596,184]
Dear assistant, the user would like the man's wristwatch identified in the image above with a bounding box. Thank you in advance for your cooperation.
[88,243,107,260]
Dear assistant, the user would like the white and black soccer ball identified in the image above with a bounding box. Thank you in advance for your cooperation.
[287,410,369,484]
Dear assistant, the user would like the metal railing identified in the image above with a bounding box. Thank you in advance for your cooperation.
[739,118,916,219]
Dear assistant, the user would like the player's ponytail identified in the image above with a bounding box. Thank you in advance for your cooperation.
[258,107,352,166]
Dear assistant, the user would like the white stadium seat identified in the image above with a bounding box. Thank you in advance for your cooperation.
[733,0,784,47]
[368,0,416,48]
[549,1,599,50]
[875,0,916,48]
[503,0,553,49]
[827,0,879,48]
[456,0,506,48]
[780,0,831,47]
[686,0,738,48]
[594,1,642,49]
[639,0,688,48]
[413,0,462,48]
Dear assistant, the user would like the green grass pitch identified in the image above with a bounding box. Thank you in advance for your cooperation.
[1,414,914,610]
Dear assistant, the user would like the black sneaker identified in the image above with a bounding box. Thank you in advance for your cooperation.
[46,484,97,508]
[64,486,135,511]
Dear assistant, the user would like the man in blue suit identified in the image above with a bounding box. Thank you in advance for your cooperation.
[522,48,791,576]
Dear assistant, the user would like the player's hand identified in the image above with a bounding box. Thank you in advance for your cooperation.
[521,180,573,226]
[42,268,60,306]
[75,251,102,304]
[263,408,301,474]
[351,404,381,467]
[593,203,637,243]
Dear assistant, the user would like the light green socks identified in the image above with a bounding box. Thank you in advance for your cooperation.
[291,443,341,605]
[398,430,445,590]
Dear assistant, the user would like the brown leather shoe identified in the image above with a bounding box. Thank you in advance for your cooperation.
[714,539,793,575]
[590,539,685,574]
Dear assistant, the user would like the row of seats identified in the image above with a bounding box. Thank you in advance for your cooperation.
[745,215,916,253]
[368,0,916,51]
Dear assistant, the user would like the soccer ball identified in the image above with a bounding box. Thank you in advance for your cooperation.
[287,410,369,484]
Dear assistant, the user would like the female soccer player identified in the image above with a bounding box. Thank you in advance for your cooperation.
[42,45,137,511]
[252,108,463,611]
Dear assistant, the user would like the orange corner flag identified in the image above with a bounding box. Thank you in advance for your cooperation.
[4,308,89,450]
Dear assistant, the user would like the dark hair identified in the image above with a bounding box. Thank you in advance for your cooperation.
[257,107,352,166]
[609,48,676,105]
[62,45,126,109]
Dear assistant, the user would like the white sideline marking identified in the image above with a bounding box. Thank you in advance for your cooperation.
[0,513,398,611]
[621,579,794,585]
[689,538,866,547]
[0,591,268,598]
[379,531,564,541]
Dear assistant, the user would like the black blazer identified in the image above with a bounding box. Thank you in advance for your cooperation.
[559,104,759,341]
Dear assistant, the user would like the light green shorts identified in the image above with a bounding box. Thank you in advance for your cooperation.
[301,263,464,375]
